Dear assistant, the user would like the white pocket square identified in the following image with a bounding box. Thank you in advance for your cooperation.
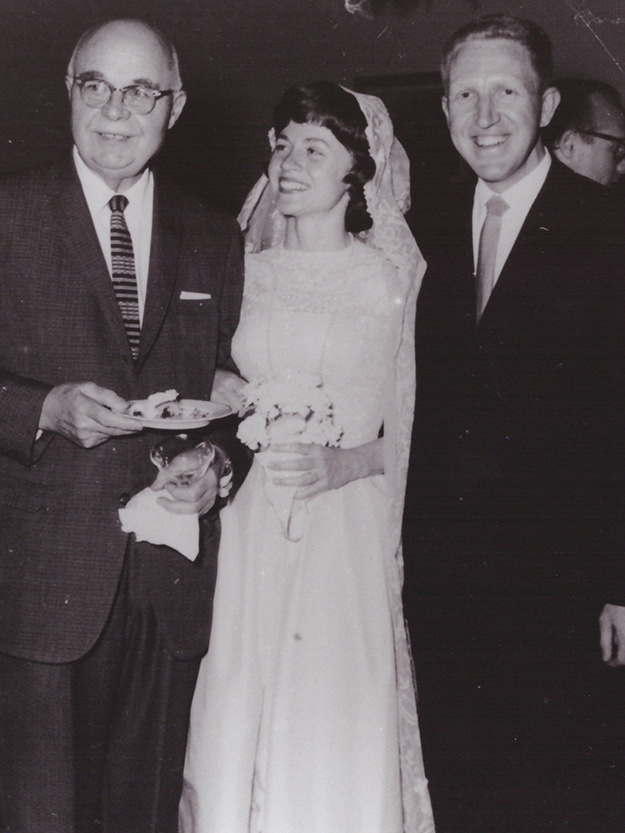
[180,291,212,300]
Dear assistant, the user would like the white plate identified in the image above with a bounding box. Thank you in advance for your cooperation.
[126,399,233,430]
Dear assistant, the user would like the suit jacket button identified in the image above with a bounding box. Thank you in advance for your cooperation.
[119,493,131,506]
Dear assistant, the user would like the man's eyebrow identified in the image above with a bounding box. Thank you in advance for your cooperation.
[73,71,104,80]
[132,77,161,90]
[72,71,161,89]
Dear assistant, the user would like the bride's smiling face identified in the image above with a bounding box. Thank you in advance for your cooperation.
[268,120,354,222]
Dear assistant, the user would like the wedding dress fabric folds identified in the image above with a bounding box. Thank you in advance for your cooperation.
[180,88,433,833]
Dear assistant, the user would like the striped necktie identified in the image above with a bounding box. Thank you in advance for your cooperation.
[109,194,140,359]
[476,194,509,322]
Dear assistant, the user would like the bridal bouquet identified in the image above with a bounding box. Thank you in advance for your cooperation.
[237,374,343,450]
[237,374,343,540]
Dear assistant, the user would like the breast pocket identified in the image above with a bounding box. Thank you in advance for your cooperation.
[176,295,217,334]
[0,476,46,513]
[173,297,219,396]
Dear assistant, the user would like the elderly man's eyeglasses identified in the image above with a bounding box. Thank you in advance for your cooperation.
[578,129,625,162]
[69,77,177,115]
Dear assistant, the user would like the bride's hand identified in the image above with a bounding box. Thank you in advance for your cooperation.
[210,368,246,412]
[266,438,383,499]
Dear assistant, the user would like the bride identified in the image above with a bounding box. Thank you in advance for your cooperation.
[179,81,434,833]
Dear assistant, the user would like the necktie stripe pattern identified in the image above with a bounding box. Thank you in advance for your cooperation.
[109,194,140,359]
[476,194,509,322]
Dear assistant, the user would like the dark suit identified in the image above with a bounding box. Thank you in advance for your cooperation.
[0,153,245,832]
[404,160,625,832]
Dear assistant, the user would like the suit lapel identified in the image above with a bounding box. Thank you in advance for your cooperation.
[137,177,183,368]
[459,200,475,286]
[450,187,480,329]
[51,155,134,358]
[51,157,185,369]
[478,165,558,326]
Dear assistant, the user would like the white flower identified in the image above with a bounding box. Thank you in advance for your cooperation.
[236,375,343,451]
[267,414,308,442]
[236,412,269,451]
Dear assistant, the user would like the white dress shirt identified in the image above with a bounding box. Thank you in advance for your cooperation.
[472,150,552,286]
[73,146,154,324]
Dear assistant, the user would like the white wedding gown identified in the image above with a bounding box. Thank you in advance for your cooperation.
[180,240,434,833]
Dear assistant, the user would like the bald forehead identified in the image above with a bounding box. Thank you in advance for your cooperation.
[591,93,625,134]
[71,20,180,87]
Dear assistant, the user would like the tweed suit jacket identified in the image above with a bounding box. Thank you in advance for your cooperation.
[407,159,625,600]
[0,152,244,663]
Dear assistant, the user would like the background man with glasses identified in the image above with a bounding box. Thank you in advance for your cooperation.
[544,78,625,187]
[0,18,245,833]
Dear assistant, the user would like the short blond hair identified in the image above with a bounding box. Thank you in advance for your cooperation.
[441,14,553,95]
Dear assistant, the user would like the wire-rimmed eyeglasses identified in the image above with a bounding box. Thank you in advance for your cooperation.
[69,76,178,115]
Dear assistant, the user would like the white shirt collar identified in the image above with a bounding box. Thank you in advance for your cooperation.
[72,145,152,214]
[72,146,154,324]
[475,149,552,215]
[471,150,552,287]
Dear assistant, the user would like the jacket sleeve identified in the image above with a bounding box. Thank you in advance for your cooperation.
[0,369,54,467]
[216,223,244,375]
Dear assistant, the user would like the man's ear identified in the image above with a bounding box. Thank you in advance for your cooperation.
[168,89,187,130]
[441,95,450,124]
[554,129,577,161]
[540,85,560,128]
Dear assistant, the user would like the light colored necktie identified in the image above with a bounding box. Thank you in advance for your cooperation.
[109,194,140,359]
[476,194,509,321]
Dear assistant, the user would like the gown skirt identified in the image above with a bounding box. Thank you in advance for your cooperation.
[180,458,404,833]
[180,242,433,832]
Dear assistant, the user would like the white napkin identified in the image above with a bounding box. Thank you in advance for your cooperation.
[118,487,199,560]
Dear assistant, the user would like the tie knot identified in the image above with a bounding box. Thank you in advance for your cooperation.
[109,194,129,213]
[485,194,509,218]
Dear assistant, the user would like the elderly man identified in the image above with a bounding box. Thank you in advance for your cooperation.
[0,19,245,833]
[404,14,625,832]
[544,78,625,186]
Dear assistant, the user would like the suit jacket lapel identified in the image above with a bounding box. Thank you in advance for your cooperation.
[448,183,480,329]
[459,199,475,287]
[137,177,183,368]
[52,154,134,358]
[478,164,558,326]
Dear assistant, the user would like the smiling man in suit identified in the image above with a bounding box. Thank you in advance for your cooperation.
[404,14,625,832]
[0,19,244,833]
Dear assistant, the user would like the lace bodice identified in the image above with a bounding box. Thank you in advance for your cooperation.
[232,240,401,449]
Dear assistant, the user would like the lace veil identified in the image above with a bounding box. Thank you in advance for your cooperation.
[237,88,433,831]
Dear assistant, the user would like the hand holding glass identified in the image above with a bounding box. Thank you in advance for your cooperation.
[150,434,216,487]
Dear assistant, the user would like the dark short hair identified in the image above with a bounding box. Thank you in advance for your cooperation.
[543,78,624,148]
[441,14,553,94]
[272,81,376,234]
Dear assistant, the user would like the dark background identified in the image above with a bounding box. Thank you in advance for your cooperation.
[1,0,625,214]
